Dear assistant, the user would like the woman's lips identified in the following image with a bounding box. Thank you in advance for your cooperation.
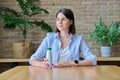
[58,25,63,28]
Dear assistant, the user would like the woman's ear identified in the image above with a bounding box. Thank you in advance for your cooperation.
[70,20,73,25]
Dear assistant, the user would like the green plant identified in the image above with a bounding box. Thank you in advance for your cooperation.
[0,0,52,41]
[88,18,120,46]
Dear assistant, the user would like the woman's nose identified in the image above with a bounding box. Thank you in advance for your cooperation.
[58,20,62,24]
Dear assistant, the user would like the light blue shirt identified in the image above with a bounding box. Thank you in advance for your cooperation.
[29,32,97,65]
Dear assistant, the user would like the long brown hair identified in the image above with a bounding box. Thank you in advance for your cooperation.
[56,8,76,34]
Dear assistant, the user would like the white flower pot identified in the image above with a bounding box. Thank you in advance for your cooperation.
[100,46,112,57]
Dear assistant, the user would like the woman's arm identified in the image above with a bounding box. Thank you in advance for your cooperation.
[80,36,97,65]
[74,59,93,66]
[31,58,49,69]
[54,59,93,68]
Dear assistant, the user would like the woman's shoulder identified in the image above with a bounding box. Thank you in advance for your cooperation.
[45,32,58,40]
[46,32,56,37]
[42,32,56,42]
[72,34,83,38]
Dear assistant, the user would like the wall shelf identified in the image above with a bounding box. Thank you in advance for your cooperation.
[97,57,120,61]
[0,58,29,62]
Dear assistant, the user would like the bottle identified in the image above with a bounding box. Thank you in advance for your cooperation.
[46,48,52,69]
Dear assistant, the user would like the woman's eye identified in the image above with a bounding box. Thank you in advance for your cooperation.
[56,18,59,21]
[62,18,67,21]
[56,18,66,21]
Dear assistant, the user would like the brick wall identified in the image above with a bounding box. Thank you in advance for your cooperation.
[0,0,120,58]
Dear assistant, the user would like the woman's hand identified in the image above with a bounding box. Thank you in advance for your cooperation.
[40,58,49,69]
[53,60,93,68]
[31,58,49,69]
[54,62,74,68]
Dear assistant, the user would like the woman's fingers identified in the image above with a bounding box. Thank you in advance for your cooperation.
[54,62,71,68]
[40,58,49,69]
[54,63,65,67]
[42,62,49,69]
[43,58,48,62]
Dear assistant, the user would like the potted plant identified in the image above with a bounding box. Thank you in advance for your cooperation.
[0,0,52,58]
[88,18,120,57]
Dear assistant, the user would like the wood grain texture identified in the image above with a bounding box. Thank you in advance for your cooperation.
[0,66,120,80]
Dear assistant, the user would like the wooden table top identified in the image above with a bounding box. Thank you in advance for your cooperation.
[0,65,120,80]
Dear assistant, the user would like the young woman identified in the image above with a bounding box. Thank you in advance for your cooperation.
[29,8,97,69]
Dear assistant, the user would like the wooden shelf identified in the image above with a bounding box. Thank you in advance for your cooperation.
[97,57,120,61]
[0,58,29,62]
[0,57,120,63]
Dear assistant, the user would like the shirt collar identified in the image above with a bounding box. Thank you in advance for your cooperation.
[54,32,73,39]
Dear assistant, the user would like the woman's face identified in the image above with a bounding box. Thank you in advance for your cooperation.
[56,12,72,32]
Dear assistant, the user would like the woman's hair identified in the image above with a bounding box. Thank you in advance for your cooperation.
[56,8,76,34]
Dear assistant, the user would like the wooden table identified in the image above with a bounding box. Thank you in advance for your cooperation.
[0,65,120,80]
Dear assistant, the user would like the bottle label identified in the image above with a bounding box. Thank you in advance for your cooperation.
[46,48,52,69]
